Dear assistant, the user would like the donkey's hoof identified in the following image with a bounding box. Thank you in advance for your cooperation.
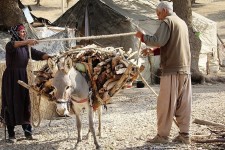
[75,141,81,149]
[85,133,91,140]
[76,139,82,143]
[98,133,107,139]
[96,145,101,150]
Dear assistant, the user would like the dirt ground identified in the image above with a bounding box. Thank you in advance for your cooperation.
[0,0,225,149]
[0,84,225,150]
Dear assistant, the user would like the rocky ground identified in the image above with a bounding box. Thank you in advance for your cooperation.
[0,83,225,150]
[0,0,225,149]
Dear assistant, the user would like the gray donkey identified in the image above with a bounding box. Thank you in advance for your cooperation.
[48,56,101,149]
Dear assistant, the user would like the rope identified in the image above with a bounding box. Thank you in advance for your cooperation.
[38,32,136,42]
[136,40,142,65]
[27,45,42,127]
[48,109,55,127]
[138,70,158,96]
[31,94,42,127]
[138,70,179,127]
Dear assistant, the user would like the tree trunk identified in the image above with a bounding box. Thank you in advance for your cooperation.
[0,0,26,29]
[173,0,205,83]
[36,0,41,6]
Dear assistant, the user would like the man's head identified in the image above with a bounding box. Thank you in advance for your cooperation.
[156,1,173,20]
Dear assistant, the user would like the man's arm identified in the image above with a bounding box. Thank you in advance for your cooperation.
[136,21,171,47]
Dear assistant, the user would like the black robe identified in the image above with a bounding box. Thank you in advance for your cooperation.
[1,41,46,126]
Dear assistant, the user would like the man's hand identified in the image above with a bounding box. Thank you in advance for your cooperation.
[141,48,153,57]
[135,31,144,39]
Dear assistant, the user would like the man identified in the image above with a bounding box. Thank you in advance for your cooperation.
[1,24,50,143]
[136,1,192,144]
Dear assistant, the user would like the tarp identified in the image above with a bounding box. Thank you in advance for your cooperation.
[33,27,76,53]
[192,12,218,74]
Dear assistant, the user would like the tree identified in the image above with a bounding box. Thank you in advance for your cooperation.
[173,0,204,83]
[0,0,26,29]
[34,0,41,6]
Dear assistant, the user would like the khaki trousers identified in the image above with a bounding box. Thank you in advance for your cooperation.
[157,74,192,137]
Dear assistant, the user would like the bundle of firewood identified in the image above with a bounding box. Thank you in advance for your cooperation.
[32,45,144,105]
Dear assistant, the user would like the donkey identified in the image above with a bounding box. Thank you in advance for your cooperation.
[47,56,101,149]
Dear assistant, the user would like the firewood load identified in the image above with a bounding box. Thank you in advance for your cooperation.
[32,45,145,108]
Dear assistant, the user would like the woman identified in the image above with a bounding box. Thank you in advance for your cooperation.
[1,24,50,143]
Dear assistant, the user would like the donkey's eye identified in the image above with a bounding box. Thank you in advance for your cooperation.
[66,86,70,90]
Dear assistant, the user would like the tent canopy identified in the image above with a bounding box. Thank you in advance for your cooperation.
[52,0,160,50]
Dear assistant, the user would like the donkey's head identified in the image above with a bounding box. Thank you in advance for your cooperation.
[48,57,74,116]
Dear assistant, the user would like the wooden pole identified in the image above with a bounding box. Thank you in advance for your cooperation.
[192,138,225,143]
[193,118,225,128]
[38,32,136,43]
[138,71,179,127]
[17,80,50,100]
[62,0,65,14]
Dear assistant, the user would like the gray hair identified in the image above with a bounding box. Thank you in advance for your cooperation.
[157,1,173,14]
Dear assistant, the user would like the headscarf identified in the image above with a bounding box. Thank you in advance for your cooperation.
[9,24,26,41]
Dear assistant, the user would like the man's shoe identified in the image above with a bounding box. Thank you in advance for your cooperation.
[147,134,169,144]
[172,133,191,144]
[7,136,17,143]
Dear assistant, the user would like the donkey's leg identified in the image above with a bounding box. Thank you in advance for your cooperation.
[88,105,100,149]
[87,106,102,137]
[74,110,82,143]
[85,109,95,139]
[97,106,102,137]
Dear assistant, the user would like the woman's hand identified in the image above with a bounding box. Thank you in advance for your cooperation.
[27,39,38,46]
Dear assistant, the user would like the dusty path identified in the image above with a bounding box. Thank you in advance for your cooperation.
[0,83,225,149]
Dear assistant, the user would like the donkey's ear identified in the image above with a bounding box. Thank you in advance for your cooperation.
[47,58,58,74]
[64,57,73,74]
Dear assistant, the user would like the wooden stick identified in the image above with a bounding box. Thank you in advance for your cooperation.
[216,34,224,66]
[17,80,50,100]
[57,46,124,60]
[138,70,158,96]
[193,118,225,128]
[82,61,104,105]
[38,32,136,42]
[192,138,225,143]
[109,64,133,96]
[137,70,179,127]
[217,34,225,48]
[127,51,138,60]
[191,134,211,139]
[136,40,142,65]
